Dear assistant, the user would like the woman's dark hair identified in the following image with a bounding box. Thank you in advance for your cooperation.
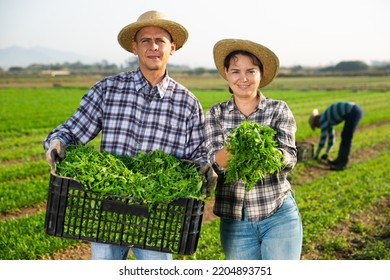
[224,50,264,93]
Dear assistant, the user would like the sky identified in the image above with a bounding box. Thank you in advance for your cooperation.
[1,0,389,68]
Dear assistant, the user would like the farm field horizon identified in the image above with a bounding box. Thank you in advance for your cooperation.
[0,75,389,260]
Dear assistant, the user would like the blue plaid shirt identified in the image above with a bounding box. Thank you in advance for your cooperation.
[205,95,297,221]
[43,68,206,163]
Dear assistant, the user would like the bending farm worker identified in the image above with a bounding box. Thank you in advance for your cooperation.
[309,101,363,170]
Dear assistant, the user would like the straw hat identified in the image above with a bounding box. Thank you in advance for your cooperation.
[118,10,188,53]
[309,109,320,130]
[213,39,279,88]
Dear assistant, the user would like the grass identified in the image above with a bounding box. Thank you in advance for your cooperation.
[296,149,390,250]
[0,212,77,260]
[0,87,84,136]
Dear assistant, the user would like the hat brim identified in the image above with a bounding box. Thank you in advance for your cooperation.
[213,39,279,88]
[118,19,188,53]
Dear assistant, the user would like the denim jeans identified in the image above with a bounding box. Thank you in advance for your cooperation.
[220,192,302,260]
[91,242,172,260]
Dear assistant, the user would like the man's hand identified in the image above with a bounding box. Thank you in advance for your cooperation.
[182,160,218,198]
[46,139,65,170]
[199,163,218,198]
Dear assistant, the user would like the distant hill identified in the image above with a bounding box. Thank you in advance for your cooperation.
[0,46,100,69]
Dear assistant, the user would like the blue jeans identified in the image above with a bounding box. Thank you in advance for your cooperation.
[220,192,302,260]
[91,243,172,260]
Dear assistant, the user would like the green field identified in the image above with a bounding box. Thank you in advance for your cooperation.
[0,75,389,260]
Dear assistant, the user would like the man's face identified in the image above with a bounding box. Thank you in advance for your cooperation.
[132,26,176,72]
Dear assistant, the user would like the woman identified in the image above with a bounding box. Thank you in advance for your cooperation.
[205,39,302,260]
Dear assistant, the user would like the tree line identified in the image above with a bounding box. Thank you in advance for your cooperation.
[2,58,390,77]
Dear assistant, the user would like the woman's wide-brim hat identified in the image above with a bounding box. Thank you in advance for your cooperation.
[213,39,279,88]
[309,108,320,130]
[118,10,188,53]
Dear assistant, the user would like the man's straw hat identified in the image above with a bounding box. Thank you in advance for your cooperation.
[118,10,188,53]
[309,108,320,130]
[213,39,279,88]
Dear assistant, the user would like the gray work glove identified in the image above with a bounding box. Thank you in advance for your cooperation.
[199,163,218,198]
[181,160,218,198]
[46,139,65,170]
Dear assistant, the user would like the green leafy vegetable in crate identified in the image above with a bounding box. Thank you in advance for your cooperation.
[225,120,284,191]
[56,146,204,203]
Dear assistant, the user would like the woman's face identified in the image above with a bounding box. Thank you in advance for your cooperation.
[225,54,261,98]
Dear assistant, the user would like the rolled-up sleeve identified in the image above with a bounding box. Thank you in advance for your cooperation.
[205,104,226,173]
[43,83,103,151]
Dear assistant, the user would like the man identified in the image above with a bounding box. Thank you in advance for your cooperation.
[43,10,217,260]
[309,101,363,170]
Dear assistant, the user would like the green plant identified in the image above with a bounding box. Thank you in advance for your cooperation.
[225,120,283,191]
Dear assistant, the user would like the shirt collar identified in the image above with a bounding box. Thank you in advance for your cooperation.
[227,97,235,112]
[228,92,264,112]
[134,68,170,98]
[257,93,266,110]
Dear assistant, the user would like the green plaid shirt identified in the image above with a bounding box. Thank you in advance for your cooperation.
[205,94,297,221]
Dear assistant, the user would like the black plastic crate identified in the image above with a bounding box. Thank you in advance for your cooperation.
[44,173,204,255]
[296,141,314,162]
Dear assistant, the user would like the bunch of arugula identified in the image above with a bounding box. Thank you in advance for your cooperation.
[225,120,284,191]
